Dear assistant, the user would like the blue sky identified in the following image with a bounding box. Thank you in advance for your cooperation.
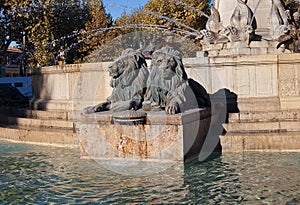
[103,0,149,20]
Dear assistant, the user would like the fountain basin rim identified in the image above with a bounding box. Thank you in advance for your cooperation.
[79,108,211,125]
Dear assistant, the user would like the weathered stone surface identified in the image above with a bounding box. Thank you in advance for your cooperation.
[220,132,300,152]
[0,126,78,147]
[77,108,211,161]
[0,115,73,129]
[215,0,288,36]
[222,107,300,152]
[224,121,281,133]
[30,53,300,153]
[229,110,300,123]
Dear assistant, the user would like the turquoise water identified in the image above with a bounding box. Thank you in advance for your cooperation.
[0,140,299,204]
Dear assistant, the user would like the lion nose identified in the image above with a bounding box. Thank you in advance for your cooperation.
[161,63,169,70]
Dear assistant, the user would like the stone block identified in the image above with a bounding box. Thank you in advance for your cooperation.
[280,97,300,110]
[0,127,78,147]
[219,135,244,152]
[221,132,300,152]
[280,121,300,132]
[224,121,280,133]
[250,47,268,55]
[76,108,211,161]
[243,133,300,151]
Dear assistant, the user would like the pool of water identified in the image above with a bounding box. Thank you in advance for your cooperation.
[0,140,299,204]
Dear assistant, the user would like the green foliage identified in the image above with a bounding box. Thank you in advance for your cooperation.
[74,0,112,63]
[284,0,300,14]
[0,0,31,69]
[0,0,90,67]
[0,0,111,67]
[142,0,210,31]
[102,0,212,58]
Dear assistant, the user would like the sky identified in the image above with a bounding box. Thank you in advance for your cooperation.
[102,0,149,20]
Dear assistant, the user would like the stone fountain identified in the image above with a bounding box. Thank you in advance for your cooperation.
[10,0,298,160]
[72,0,300,160]
[77,47,212,162]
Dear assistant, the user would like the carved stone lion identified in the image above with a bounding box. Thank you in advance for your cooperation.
[84,48,149,113]
[143,46,210,114]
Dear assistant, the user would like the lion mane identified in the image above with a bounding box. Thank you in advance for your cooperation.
[84,48,149,113]
[144,46,210,114]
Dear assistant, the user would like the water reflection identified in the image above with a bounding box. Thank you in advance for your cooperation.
[0,140,299,204]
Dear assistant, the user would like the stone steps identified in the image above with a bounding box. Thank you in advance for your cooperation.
[221,109,300,152]
[220,132,300,152]
[0,105,79,147]
[224,110,300,133]
[0,107,73,120]
[224,121,300,133]
[0,125,78,147]
[228,110,300,123]
[0,114,74,130]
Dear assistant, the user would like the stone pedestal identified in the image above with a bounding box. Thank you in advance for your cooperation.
[76,108,211,161]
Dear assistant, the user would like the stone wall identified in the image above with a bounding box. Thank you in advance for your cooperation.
[32,63,112,111]
[186,53,300,111]
[32,53,300,112]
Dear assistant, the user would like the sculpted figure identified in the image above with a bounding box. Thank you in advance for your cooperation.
[206,5,222,34]
[143,46,210,115]
[269,0,290,40]
[293,10,300,28]
[84,49,149,113]
[199,5,228,48]
[277,10,300,53]
[225,0,254,45]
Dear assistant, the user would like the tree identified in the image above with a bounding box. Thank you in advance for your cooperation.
[0,0,31,76]
[74,0,112,63]
[284,0,300,15]
[1,0,90,68]
[107,0,211,56]
[26,0,89,66]
[141,0,211,32]
[49,0,88,64]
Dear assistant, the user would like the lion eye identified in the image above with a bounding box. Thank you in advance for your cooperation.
[157,59,162,64]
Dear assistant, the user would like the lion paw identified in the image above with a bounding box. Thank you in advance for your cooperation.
[165,104,179,115]
[83,106,96,114]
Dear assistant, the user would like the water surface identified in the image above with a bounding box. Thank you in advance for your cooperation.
[0,140,299,204]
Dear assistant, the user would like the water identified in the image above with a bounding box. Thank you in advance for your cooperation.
[0,140,299,204]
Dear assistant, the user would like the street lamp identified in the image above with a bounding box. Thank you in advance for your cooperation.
[21,31,26,76]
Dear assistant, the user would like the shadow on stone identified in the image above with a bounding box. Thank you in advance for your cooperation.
[0,84,29,107]
[186,88,239,162]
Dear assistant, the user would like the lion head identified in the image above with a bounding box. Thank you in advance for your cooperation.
[144,46,189,114]
[150,46,187,80]
[108,49,148,89]
[144,46,210,114]
[108,49,149,105]
[84,48,149,113]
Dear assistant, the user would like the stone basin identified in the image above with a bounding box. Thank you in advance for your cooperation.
[76,108,211,162]
[112,110,147,125]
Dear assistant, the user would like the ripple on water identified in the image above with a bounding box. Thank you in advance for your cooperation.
[0,140,299,204]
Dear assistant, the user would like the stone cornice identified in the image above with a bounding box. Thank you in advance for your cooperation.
[33,53,300,75]
[184,53,300,69]
[32,62,111,75]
